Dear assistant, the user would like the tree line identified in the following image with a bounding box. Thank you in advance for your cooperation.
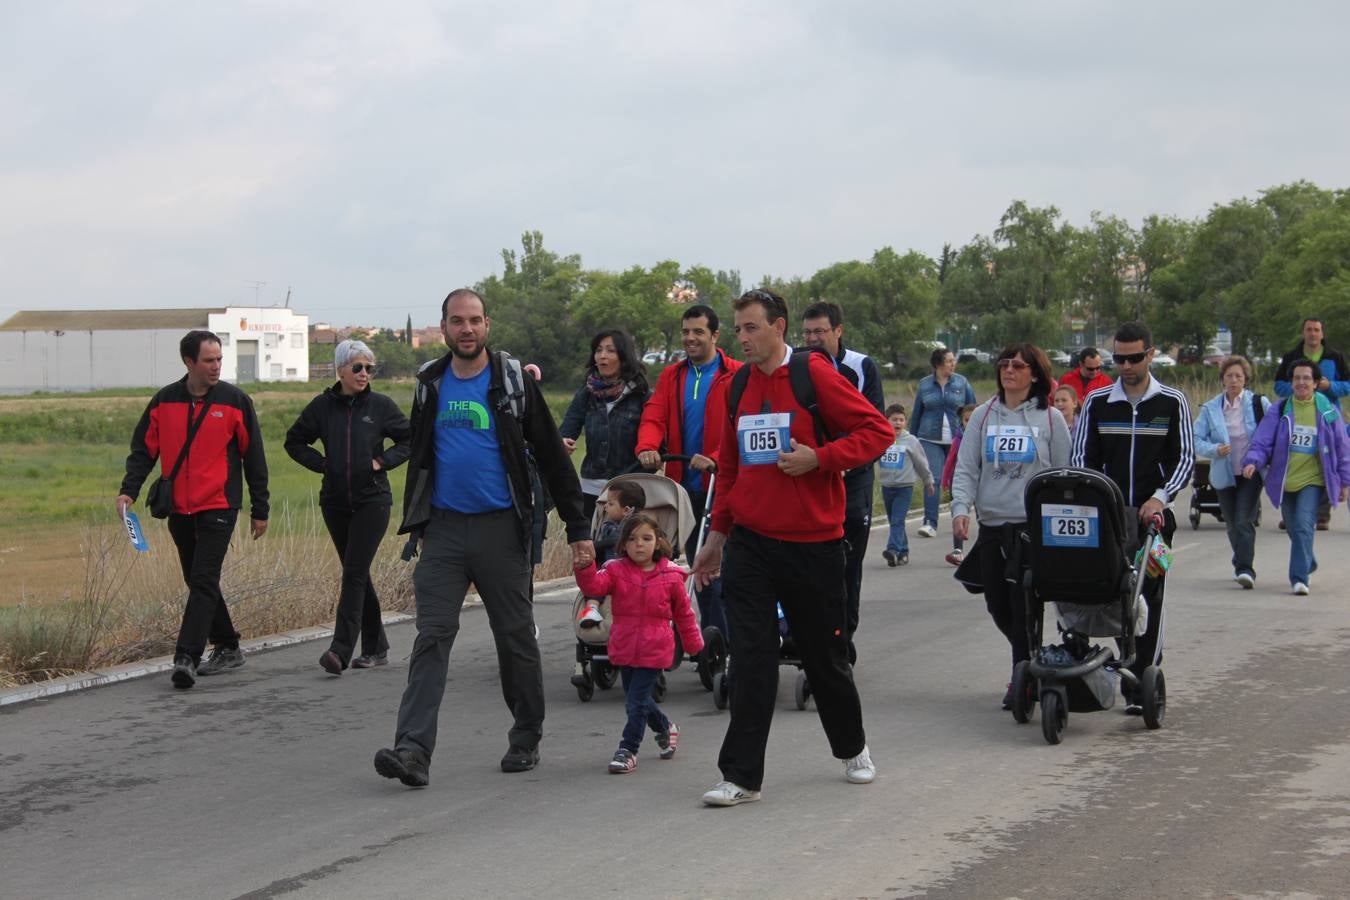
[327,180,1350,380]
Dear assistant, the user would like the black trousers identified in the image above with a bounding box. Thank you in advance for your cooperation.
[842,469,874,645]
[168,509,240,662]
[973,523,1031,666]
[321,503,391,665]
[718,526,865,792]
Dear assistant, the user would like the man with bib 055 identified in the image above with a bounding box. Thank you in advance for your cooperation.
[1071,321,1194,715]
[691,289,892,807]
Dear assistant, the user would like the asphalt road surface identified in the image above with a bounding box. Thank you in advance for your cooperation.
[4,499,1350,899]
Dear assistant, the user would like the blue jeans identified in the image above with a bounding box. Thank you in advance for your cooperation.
[919,441,950,528]
[881,485,915,554]
[1215,474,1262,578]
[620,666,670,753]
[1280,484,1323,587]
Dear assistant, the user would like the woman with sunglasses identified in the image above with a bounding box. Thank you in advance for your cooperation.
[1241,358,1350,596]
[911,347,977,542]
[950,344,1070,709]
[285,339,412,674]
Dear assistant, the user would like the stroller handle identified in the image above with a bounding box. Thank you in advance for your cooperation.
[630,453,718,475]
[1143,512,1166,536]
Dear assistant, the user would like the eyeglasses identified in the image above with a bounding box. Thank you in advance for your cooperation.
[1112,350,1151,366]
[349,363,374,374]
[802,328,831,338]
[996,359,1030,371]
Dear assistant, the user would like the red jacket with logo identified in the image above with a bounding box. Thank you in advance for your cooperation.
[121,378,270,519]
[711,349,893,542]
[635,349,743,490]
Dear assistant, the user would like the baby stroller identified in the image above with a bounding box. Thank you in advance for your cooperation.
[568,461,727,701]
[710,602,813,711]
[1188,458,1223,529]
[1017,467,1168,745]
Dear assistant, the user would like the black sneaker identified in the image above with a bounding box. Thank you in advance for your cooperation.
[897,553,909,566]
[197,645,245,676]
[171,656,197,689]
[351,652,388,669]
[374,747,430,787]
[500,744,540,773]
[883,550,898,567]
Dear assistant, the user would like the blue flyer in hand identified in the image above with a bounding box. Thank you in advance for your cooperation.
[123,510,150,553]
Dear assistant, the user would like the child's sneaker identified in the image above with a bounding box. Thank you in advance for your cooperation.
[656,722,680,759]
[945,548,964,566]
[577,600,604,628]
[897,552,909,566]
[608,748,637,774]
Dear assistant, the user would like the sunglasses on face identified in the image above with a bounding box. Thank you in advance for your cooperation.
[996,359,1030,371]
[1112,350,1150,366]
[349,363,374,374]
[1083,365,1101,373]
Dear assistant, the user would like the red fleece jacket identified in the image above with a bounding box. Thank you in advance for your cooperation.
[711,350,893,542]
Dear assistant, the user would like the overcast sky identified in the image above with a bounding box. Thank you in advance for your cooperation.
[2,1,1345,328]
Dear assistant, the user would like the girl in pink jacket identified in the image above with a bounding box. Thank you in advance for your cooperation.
[574,512,705,774]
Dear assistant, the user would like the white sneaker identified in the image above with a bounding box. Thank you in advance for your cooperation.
[701,781,761,806]
[844,746,876,784]
[1293,582,1310,596]
[577,601,604,628]
[916,524,937,539]
[1236,573,1254,590]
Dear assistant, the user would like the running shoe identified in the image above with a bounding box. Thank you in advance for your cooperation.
[1293,582,1310,596]
[608,748,637,774]
[577,601,604,628]
[844,746,876,784]
[916,524,937,539]
[701,781,761,806]
[656,722,680,760]
[197,645,245,676]
[945,549,964,566]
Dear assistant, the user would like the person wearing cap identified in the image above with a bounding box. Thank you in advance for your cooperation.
[285,340,412,674]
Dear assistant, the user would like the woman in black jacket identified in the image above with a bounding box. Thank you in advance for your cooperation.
[285,340,412,674]
[559,329,651,512]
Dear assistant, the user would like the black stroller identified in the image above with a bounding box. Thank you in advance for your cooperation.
[1016,467,1167,744]
[1188,458,1223,529]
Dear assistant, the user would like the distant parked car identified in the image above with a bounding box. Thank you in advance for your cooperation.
[642,351,665,366]
[1048,350,1072,366]
[957,349,991,364]
[1152,352,1177,367]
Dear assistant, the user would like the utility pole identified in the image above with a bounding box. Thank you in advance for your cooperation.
[246,280,266,305]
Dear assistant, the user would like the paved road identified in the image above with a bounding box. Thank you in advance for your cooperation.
[4,498,1350,899]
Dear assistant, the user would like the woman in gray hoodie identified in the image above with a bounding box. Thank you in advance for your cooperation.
[951,343,1071,709]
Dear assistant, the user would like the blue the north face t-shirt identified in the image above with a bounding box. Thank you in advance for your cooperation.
[431,365,513,513]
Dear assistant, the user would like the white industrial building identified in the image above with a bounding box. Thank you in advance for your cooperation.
[0,307,309,393]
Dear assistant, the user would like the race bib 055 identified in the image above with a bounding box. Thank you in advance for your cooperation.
[738,412,792,466]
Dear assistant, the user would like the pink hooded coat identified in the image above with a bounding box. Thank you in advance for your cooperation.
[574,556,704,668]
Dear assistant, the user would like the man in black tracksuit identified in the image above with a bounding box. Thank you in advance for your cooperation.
[1070,322,1194,713]
[801,302,885,665]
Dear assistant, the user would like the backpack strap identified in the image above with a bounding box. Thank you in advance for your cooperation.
[1252,392,1266,427]
[499,351,527,421]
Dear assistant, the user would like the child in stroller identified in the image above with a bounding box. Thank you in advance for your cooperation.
[1017,467,1169,745]
[574,512,704,773]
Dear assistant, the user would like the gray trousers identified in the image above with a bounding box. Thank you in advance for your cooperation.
[394,508,542,759]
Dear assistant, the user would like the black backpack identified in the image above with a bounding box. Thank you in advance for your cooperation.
[726,347,831,446]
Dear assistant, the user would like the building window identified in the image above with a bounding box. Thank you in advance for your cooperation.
[286,367,298,377]
[264,333,279,349]
[218,333,230,346]
[290,332,304,349]
[270,363,282,378]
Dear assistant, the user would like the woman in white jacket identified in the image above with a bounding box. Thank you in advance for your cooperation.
[951,343,1071,709]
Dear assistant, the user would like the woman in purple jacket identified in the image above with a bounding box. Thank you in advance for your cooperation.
[1241,359,1350,595]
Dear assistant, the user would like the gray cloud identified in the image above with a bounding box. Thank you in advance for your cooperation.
[2,1,1346,327]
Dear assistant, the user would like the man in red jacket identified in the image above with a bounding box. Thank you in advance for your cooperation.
[691,289,893,806]
[1060,347,1112,402]
[117,330,270,690]
[636,303,742,634]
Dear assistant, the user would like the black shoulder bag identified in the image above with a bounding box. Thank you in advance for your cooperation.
[147,398,213,519]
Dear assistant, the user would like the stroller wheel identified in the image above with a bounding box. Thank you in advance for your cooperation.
[652,671,667,703]
[1142,666,1166,729]
[794,671,812,710]
[1189,495,1201,530]
[697,626,726,692]
[593,661,618,690]
[1010,660,1036,724]
[712,671,729,710]
[575,680,594,702]
[1040,690,1066,745]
